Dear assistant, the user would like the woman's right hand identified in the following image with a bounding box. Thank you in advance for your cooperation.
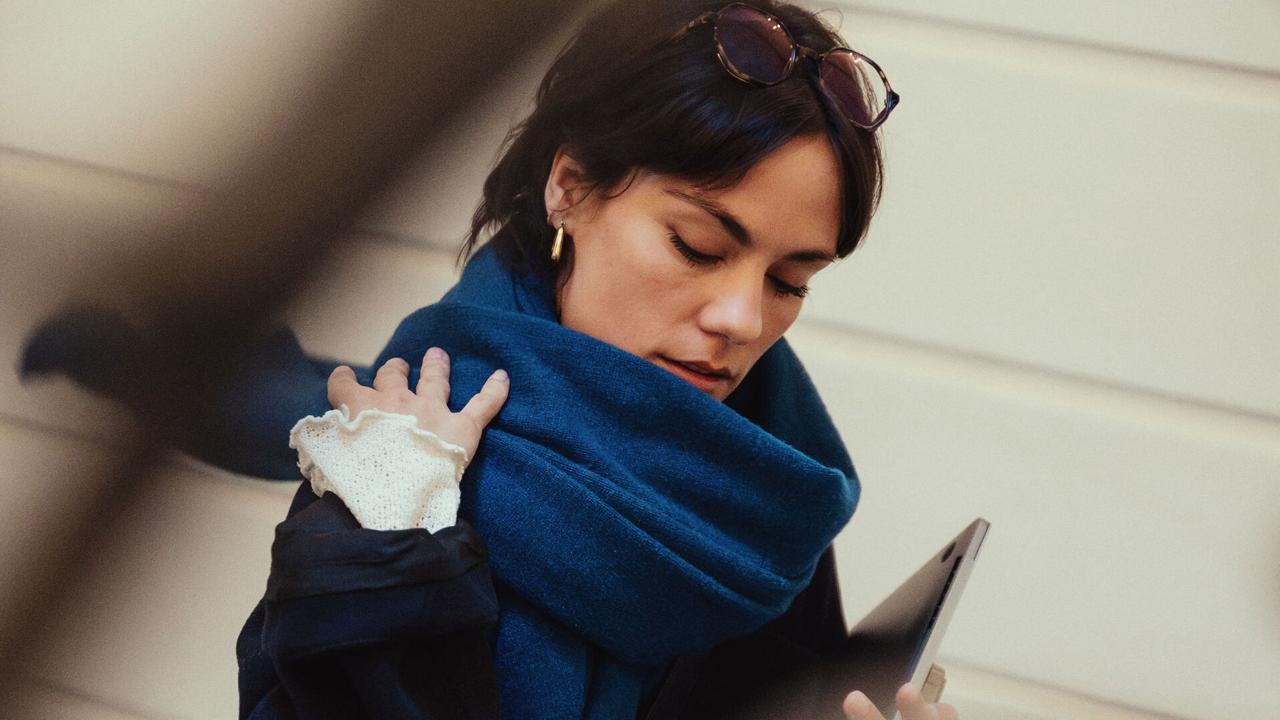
[327,347,509,460]
[842,684,959,720]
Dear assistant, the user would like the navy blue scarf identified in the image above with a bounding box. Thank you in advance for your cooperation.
[23,239,859,719]
[355,242,860,718]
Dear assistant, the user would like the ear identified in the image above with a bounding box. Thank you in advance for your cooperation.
[544,146,587,225]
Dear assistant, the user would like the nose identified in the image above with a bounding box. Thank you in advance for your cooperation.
[698,268,764,345]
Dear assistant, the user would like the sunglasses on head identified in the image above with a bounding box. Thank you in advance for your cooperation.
[673,2,900,131]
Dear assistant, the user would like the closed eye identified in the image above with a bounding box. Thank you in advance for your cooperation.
[669,233,721,266]
[770,277,809,299]
[672,233,809,299]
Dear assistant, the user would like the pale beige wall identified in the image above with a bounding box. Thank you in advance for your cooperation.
[2,2,1277,719]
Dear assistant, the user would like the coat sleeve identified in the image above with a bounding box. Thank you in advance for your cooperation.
[21,309,502,716]
[237,484,502,720]
[20,308,358,480]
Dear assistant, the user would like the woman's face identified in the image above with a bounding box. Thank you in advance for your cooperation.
[546,134,843,401]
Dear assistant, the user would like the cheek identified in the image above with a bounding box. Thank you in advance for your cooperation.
[752,302,801,362]
[561,229,690,346]
[595,238,679,308]
[766,302,802,337]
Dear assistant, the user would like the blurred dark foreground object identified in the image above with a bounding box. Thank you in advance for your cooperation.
[2,0,583,711]
[21,305,345,479]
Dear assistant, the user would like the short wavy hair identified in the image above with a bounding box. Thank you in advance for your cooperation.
[462,0,885,285]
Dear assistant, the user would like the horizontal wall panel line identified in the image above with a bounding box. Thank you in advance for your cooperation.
[833,7,1280,110]
[0,143,202,195]
[19,678,154,720]
[791,318,1280,451]
[1,145,466,252]
[839,2,1280,82]
[0,410,297,501]
[938,658,1187,720]
[0,409,126,449]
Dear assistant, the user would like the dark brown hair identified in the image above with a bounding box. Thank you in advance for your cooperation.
[461,0,884,285]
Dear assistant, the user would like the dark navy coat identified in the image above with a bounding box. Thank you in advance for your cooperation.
[237,484,848,720]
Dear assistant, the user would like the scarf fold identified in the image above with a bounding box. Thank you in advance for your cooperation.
[360,241,859,718]
[23,235,860,719]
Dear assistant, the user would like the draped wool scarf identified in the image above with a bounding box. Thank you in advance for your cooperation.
[356,242,861,718]
[24,237,860,719]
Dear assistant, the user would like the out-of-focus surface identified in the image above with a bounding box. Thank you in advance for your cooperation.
[2,1,1277,718]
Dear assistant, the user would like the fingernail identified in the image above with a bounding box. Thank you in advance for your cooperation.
[492,369,508,382]
[427,347,443,360]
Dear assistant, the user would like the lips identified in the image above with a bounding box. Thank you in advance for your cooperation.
[657,355,734,393]
[673,359,731,378]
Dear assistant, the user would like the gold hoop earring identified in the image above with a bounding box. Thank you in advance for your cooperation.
[551,221,565,262]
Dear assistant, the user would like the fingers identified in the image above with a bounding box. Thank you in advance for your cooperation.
[327,365,360,411]
[459,369,510,429]
[842,691,885,720]
[896,684,940,720]
[415,347,451,402]
[844,685,954,720]
[373,357,411,393]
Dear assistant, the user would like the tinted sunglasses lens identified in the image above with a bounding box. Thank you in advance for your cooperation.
[820,50,885,128]
[715,5,793,84]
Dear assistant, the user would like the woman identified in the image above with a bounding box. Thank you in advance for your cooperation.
[249,1,943,718]
[234,2,958,717]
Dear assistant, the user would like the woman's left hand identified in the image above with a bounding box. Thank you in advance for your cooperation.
[842,683,959,720]
[327,347,509,460]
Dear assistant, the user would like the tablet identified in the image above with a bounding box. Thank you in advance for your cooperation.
[723,518,989,719]
[840,517,990,719]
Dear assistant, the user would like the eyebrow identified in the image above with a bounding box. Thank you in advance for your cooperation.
[664,189,836,264]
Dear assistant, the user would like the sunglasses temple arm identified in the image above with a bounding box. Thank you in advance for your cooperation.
[671,11,715,42]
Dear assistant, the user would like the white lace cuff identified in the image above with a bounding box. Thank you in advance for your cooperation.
[288,407,470,533]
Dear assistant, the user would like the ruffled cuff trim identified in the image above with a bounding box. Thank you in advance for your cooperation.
[288,407,470,533]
